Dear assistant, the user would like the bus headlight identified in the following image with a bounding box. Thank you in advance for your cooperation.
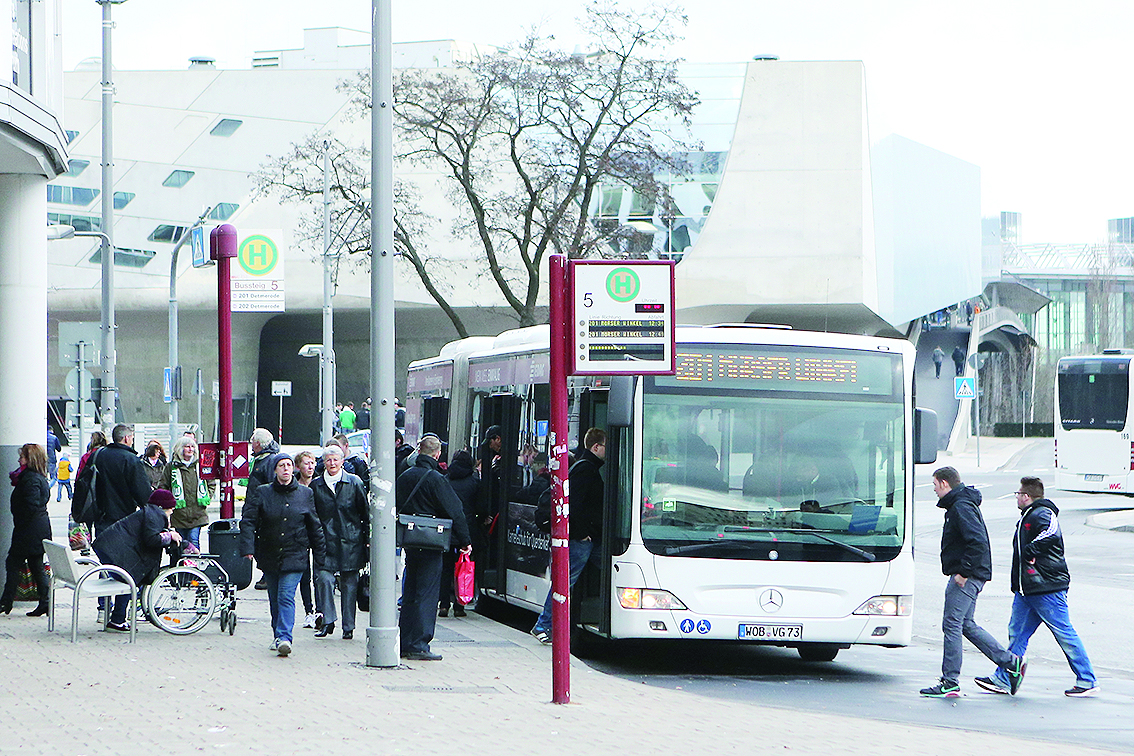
[853,595,912,616]
[618,588,687,610]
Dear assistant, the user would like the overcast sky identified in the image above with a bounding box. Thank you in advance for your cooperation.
[59,0,1133,244]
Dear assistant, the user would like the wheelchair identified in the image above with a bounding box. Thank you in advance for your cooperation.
[142,553,238,636]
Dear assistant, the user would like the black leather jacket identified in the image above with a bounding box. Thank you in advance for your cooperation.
[1011,498,1071,595]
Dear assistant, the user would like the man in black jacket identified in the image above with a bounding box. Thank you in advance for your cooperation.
[396,435,471,660]
[93,424,153,536]
[976,477,1097,697]
[921,466,1025,698]
[530,428,605,644]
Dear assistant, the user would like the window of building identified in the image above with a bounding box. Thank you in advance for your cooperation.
[148,224,189,243]
[65,130,80,144]
[162,170,195,188]
[47,212,101,232]
[209,119,243,137]
[113,192,136,210]
[47,185,100,206]
[88,247,157,269]
[209,203,239,220]
[65,160,91,177]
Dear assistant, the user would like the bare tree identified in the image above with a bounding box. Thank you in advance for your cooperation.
[254,2,698,332]
[252,134,471,338]
[348,1,699,326]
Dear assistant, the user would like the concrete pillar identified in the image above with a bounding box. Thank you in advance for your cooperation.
[0,173,49,598]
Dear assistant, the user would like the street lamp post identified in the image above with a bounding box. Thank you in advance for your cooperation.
[97,0,128,433]
[322,143,336,447]
[169,207,213,446]
[299,344,334,444]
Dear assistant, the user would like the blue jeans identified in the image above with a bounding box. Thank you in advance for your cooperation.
[533,539,595,634]
[56,479,72,501]
[941,576,1015,685]
[991,590,1096,689]
[176,527,201,550]
[265,571,303,643]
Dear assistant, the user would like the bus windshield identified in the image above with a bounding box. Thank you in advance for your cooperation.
[640,347,906,562]
[1058,358,1130,431]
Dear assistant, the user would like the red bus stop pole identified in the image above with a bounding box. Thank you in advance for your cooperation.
[210,224,237,520]
[549,252,571,704]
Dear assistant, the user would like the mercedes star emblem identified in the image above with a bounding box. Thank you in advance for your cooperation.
[759,588,784,613]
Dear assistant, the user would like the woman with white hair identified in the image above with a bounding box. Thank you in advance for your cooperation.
[160,434,214,549]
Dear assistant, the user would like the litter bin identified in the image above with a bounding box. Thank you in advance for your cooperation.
[207,518,252,590]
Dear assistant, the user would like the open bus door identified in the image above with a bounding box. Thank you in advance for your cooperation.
[575,387,612,637]
[421,396,450,461]
[479,393,522,596]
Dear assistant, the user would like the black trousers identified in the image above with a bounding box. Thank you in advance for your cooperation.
[2,550,49,606]
[400,548,443,654]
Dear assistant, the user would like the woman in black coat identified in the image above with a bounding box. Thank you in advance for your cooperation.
[1,444,52,616]
[93,488,182,631]
[239,453,325,656]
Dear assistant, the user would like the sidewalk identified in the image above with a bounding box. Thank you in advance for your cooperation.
[0,578,1121,755]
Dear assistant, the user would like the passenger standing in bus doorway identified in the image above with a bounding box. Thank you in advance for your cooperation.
[921,466,1026,698]
[932,346,945,379]
[974,477,1097,697]
[530,428,606,645]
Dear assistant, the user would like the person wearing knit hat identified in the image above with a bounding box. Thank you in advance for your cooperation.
[239,451,325,657]
[93,485,184,631]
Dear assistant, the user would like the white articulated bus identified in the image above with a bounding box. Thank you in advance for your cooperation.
[1055,350,1134,494]
[405,324,937,661]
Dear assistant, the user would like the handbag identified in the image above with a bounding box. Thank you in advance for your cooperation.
[15,560,51,601]
[396,514,453,552]
[395,470,453,551]
[455,552,475,605]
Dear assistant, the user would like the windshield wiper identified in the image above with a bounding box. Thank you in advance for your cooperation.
[719,526,877,562]
[662,540,746,556]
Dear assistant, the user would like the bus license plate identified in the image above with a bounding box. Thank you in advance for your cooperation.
[1084,474,1104,481]
[738,623,803,640]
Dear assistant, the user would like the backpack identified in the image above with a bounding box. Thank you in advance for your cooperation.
[533,461,583,534]
[70,449,101,525]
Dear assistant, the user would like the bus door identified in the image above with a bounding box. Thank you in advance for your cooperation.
[421,396,450,462]
[479,393,522,596]
[574,387,612,635]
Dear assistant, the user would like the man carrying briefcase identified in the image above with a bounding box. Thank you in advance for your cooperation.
[395,435,471,661]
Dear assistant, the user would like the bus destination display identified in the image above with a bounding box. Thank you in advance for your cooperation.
[654,346,896,396]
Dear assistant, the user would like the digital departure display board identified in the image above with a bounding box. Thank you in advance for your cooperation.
[652,345,898,397]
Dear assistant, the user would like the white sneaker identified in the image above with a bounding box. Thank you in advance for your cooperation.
[269,638,281,651]
[277,640,292,657]
[303,613,317,629]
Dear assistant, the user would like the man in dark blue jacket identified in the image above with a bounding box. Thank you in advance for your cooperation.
[975,477,1097,697]
[396,436,471,660]
[921,466,1026,698]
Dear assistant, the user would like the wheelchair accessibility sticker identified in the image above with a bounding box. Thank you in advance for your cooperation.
[680,618,712,635]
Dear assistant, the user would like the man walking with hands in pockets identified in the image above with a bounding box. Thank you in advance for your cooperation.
[921,466,1026,698]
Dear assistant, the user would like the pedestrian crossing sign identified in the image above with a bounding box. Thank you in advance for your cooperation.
[954,376,975,399]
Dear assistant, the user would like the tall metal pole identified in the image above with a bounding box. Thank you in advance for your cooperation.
[322,143,335,446]
[98,0,121,433]
[367,0,399,668]
[211,225,238,520]
[548,253,571,703]
[169,208,212,447]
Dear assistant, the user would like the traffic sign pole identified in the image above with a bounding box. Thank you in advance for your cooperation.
[549,252,571,704]
[211,224,238,519]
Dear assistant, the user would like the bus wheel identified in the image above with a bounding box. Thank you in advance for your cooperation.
[797,644,840,662]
